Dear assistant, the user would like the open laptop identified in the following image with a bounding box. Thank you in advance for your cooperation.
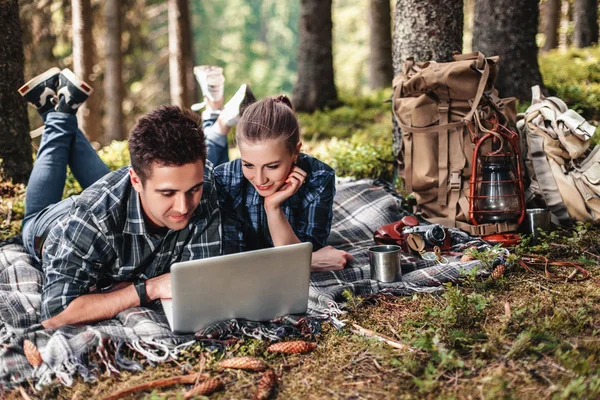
[161,242,312,334]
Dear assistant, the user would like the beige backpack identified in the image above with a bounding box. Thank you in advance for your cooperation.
[518,86,598,225]
[392,52,520,236]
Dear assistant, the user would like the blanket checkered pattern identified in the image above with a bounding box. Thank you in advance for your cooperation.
[0,179,497,389]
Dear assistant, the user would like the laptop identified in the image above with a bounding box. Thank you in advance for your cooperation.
[161,242,313,333]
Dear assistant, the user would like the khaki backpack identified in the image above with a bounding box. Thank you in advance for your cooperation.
[518,86,598,225]
[392,52,520,236]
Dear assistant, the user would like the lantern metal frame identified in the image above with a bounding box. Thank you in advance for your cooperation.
[468,115,526,227]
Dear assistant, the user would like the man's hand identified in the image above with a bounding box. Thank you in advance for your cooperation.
[311,246,354,272]
[145,273,172,301]
[264,166,307,211]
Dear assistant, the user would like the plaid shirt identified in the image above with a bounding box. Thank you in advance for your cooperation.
[41,166,221,320]
[214,153,335,254]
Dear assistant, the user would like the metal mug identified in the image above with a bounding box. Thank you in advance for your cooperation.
[368,245,402,282]
[522,208,551,244]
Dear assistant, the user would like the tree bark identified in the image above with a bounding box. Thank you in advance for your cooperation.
[0,0,32,183]
[573,0,598,48]
[368,0,393,89]
[392,0,463,75]
[472,0,544,102]
[168,0,192,108]
[542,0,561,51]
[104,0,124,142]
[391,0,463,163]
[292,0,338,113]
[72,0,100,143]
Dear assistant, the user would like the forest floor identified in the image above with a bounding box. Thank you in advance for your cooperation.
[3,170,600,399]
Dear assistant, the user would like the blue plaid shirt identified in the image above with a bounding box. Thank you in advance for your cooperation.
[41,166,221,320]
[214,153,335,254]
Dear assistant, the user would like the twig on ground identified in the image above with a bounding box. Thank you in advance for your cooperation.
[386,322,402,341]
[101,373,208,400]
[538,283,561,294]
[351,323,416,352]
[504,302,511,319]
[18,387,33,400]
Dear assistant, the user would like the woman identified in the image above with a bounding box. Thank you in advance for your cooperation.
[213,95,352,272]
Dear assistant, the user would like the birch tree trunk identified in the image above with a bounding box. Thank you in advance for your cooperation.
[368,0,393,89]
[168,0,192,108]
[0,0,32,183]
[573,0,598,48]
[104,0,124,142]
[292,0,338,113]
[72,0,100,143]
[542,0,561,51]
[473,0,544,102]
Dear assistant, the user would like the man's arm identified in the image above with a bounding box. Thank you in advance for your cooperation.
[41,273,171,329]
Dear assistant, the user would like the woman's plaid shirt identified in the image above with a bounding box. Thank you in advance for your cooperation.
[214,153,335,255]
[40,166,221,321]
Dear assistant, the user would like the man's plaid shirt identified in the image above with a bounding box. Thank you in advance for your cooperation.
[214,153,335,255]
[41,166,221,320]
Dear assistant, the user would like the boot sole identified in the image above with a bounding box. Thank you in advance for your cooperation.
[18,67,61,96]
[60,68,94,95]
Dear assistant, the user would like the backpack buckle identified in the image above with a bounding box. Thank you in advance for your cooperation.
[449,172,461,190]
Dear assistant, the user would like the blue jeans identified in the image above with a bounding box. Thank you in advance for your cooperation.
[204,113,229,167]
[21,112,110,261]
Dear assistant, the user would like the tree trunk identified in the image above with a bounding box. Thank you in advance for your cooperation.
[104,0,124,142]
[168,0,192,108]
[542,0,561,51]
[72,0,100,143]
[392,0,463,75]
[0,0,32,183]
[559,0,571,50]
[472,0,544,102]
[573,0,598,48]
[292,0,338,113]
[391,0,463,162]
[368,0,393,89]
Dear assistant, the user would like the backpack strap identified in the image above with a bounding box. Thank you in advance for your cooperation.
[526,132,573,225]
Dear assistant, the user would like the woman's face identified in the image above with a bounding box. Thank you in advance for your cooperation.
[238,138,299,197]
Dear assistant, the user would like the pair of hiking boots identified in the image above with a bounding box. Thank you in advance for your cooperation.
[19,67,93,116]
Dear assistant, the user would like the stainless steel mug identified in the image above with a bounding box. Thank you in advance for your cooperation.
[523,208,551,244]
[368,245,402,282]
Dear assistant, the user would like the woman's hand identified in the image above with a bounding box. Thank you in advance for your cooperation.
[311,246,354,272]
[264,166,307,211]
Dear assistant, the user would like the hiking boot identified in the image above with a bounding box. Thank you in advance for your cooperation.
[221,84,256,127]
[193,65,225,104]
[55,68,94,114]
[18,67,61,115]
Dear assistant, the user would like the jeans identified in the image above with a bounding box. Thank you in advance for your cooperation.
[204,113,229,167]
[21,112,110,261]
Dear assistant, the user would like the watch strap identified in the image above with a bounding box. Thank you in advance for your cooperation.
[134,279,148,307]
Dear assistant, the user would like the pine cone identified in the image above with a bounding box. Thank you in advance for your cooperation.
[267,340,317,354]
[218,356,268,371]
[23,339,42,367]
[184,377,223,399]
[253,369,277,400]
[492,264,506,280]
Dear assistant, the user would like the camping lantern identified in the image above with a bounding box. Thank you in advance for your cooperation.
[468,118,525,227]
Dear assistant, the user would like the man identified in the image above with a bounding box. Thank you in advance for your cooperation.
[19,68,221,329]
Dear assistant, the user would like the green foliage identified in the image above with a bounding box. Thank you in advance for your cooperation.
[539,47,600,134]
[301,89,395,180]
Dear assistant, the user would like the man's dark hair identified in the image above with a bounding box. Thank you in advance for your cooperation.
[129,105,207,184]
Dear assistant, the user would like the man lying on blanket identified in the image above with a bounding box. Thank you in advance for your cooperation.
[19,68,221,329]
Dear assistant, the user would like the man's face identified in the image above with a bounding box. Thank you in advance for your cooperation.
[130,161,205,232]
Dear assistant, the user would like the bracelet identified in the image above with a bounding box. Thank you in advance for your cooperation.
[134,279,148,307]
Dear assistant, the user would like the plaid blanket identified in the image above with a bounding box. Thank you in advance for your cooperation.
[0,179,499,389]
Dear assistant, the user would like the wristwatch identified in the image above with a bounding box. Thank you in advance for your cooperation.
[134,279,148,307]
